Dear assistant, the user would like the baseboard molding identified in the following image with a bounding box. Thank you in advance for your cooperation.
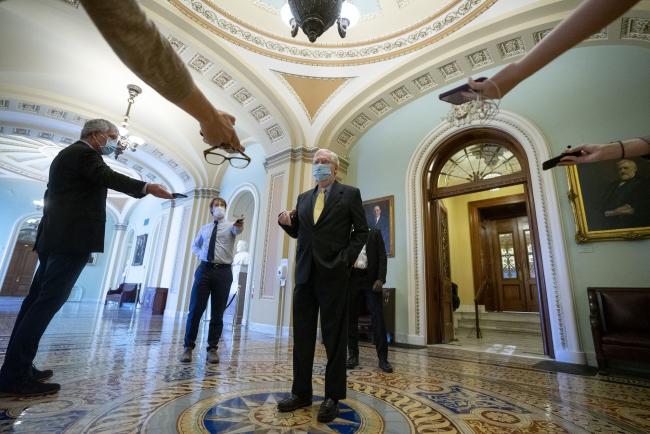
[554,349,587,365]
[248,321,291,336]
[396,333,426,346]
[455,304,485,313]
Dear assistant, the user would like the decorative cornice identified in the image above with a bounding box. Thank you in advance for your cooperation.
[168,0,497,66]
[329,15,648,150]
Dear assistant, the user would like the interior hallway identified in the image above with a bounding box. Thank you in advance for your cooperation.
[0,299,649,433]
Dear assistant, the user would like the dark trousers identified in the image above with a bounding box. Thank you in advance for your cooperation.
[0,253,89,384]
[348,269,388,362]
[183,262,233,350]
[291,266,349,401]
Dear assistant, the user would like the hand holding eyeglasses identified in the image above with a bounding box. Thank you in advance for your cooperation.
[200,131,251,168]
[198,109,244,153]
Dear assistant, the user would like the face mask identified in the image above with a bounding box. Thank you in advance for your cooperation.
[212,206,226,220]
[312,163,332,182]
[99,135,119,156]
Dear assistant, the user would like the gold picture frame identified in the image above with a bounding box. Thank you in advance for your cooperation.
[566,158,650,243]
[362,195,395,257]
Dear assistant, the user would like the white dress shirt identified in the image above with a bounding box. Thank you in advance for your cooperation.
[191,219,242,264]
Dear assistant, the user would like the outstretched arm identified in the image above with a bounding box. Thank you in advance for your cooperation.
[469,0,640,99]
[559,137,650,165]
[79,0,242,152]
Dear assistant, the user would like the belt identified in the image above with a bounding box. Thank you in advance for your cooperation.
[351,267,368,274]
[202,261,231,269]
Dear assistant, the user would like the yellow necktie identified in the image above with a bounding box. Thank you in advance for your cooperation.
[313,189,325,223]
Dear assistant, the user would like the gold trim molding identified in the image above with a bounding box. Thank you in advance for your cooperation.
[168,0,497,66]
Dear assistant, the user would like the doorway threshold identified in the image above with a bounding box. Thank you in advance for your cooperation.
[431,333,549,360]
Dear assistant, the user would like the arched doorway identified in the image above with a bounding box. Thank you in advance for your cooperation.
[423,128,553,356]
[226,186,259,326]
[1,216,41,296]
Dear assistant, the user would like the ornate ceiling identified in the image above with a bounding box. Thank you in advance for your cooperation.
[1,0,649,187]
[169,0,497,65]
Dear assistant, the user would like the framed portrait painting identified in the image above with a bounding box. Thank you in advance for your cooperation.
[567,157,650,242]
[132,234,148,266]
[362,195,395,257]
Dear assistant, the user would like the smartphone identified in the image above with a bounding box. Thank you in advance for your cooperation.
[542,149,583,171]
[438,77,486,105]
[172,193,188,199]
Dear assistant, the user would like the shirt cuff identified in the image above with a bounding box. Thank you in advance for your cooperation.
[141,183,148,195]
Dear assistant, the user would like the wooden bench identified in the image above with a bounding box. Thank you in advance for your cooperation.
[105,283,139,307]
[588,287,650,374]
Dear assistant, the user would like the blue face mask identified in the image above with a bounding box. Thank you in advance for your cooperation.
[312,163,332,182]
[100,136,119,156]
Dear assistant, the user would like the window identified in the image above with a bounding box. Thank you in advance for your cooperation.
[437,143,522,188]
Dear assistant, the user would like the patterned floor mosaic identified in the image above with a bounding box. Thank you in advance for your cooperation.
[0,298,649,433]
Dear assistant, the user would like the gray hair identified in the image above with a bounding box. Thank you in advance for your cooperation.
[80,119,117,139]
[314,148,339,168]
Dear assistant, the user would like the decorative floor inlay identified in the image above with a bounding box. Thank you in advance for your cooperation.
[0,298,649,433]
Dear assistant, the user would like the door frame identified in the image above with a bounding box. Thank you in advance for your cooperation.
[422,128,554,356]
[469,193,527,312]
[0,212,41,295]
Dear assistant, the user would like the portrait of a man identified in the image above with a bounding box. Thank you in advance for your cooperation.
[568,157,650,242]
[132,234,148,266]
[363,196,394,257]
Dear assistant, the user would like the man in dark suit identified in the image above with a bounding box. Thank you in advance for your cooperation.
[0,119,172,397]
[277,149,368,423]
[597,159,649,229]
[346,229,393,373]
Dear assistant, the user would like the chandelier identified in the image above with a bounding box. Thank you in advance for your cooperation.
[280,1,360,43]
[114,84,145,159]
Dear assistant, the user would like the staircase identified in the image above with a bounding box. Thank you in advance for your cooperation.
[454,310,542,338]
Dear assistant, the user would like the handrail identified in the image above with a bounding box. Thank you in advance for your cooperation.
[473,278,489,339]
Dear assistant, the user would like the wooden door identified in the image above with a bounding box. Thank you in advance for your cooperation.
[490,216,538,312]
[518,216,539,312]
[437,202,454,343]
[1,242,38,296]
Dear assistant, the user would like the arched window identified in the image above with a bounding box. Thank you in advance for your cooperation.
[427,128,527,198]
[437,143,522,188]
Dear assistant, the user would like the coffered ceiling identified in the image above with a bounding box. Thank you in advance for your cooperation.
[1,0,649,183]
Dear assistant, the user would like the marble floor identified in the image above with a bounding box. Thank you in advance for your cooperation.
[1,298,650,433]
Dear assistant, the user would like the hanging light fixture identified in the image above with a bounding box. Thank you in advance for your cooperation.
[280,0,360,43]
[114,84,145,159]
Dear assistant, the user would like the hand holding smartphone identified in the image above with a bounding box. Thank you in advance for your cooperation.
[439,77,487,105]
[542,148,583,170]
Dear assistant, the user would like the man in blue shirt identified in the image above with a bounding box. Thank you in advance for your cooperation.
[180,197,243,364]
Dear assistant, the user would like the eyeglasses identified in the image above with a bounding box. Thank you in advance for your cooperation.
[203,146,251,169]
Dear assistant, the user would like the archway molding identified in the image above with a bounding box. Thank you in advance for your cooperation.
[405,110,585,363]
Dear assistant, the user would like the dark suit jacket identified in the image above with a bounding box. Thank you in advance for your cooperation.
[280,181,368,285]
[598,176,650,229]
[35,141,146,254]
[365,229,387,287]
